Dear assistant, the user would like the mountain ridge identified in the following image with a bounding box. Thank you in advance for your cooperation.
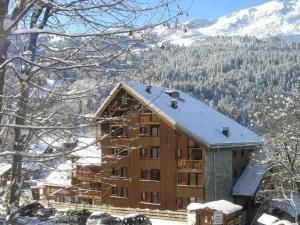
[155,0,300,45]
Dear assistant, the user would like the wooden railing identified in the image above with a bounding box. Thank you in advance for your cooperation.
[76,172,102,182]
[139,114,159,124]
[78,189,102,198]
[177,160,204,172]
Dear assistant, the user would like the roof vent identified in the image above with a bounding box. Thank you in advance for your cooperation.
[165,90,180,98]
[146,85,152,93]
[222,127,230,137]
[171,99,178,109]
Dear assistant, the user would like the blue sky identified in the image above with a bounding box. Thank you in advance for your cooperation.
[181,0,272,19]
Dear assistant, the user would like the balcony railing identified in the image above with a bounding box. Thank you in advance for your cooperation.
[177,160,204,172]
[77,189,102,198]
[75,172,102,182]
[139,114,159,124]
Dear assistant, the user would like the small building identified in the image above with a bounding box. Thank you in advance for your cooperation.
[187,200,243,225]
[71,137,102,205]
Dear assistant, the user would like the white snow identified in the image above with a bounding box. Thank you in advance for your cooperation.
[155,0,300,45]
[42,160,72,187]
[104,82,263,148]
[272,220,296,225]
[71,138,101,166]
[257,213,279,225]
[0,163,11,176]
[270,192,300,216]
[187,200,242,214]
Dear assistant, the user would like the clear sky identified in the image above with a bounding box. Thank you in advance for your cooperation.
[181,0,273,20]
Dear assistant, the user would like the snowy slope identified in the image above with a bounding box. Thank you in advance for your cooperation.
[157,0,300,45]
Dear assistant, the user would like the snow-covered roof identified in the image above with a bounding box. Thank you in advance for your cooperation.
[272,220,295,225]
[187,200,242,214]
[0,163,11,176]
[96,81,263,148]
[270,192,300,216]
[71,138,101,166]
[257,213,279,225]
[43,160,72,187]
[232,156,270,196]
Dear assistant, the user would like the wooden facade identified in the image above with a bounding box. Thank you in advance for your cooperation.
[94,86,256,211]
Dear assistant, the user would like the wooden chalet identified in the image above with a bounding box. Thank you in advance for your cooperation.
[93,81,263,211]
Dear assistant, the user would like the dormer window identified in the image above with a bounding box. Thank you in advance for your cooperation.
[222,127,230,137]
[165,90,180,98]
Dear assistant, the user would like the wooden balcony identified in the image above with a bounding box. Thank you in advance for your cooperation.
[78,189,101,199]
[75,172,102,182]
[177,160,205,172]
[139,114,159,124]
[177,185,204,199]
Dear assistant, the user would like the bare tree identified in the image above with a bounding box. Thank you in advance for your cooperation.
[252,81,300,222]
[0,0,185,214]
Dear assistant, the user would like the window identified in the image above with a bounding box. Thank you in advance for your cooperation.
[111,167,118,176]
[141,191,147,201]
[111,186,118,195]
[177,149,182,159]
[188,173,200,186]
[140,148,146,158]
[140,170,147,179]
[233,151,237,158]
[177,197,183,209]
[151,192,160,204]
[111,126,128,137]
[112,148,118,155]
[121,167,128,178]
[234,170,237,178]
[151,125,160,136]
[188,139,199,148]
[150,169,160,181]
[151,147,160,159]
[188,149,202,160]
[121,187,128,198]
[139,127,147,135]
[140,107,152,114]
[119,148,128,156]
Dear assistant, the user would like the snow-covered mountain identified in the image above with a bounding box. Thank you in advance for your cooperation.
[156,0,300,45]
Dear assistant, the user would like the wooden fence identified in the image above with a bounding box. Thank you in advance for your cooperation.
[42,201,188,222]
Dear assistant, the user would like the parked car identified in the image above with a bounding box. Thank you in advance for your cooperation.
[94,216,122,225]
[86,211,111,225]
[122,214,152,225]
[36,207,57,221]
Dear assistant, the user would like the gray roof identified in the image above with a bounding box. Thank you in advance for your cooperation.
[97,81,263,148]
[232,158,269,196]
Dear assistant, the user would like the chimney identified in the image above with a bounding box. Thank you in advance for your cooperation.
[222,127,230,137]
[146,85,152,93]
[171,99,178,109]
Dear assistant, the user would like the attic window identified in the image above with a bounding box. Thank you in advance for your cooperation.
[222,127,230,137]
[165,90,180,98]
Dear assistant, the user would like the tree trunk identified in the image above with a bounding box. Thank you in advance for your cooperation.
[8,81,29,206]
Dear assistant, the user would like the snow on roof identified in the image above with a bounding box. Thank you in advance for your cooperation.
[187,200,242,214]
[98,82,263,148]
[0,163,11,176]
[257,213,279,225]
[270,192,300,216]
[272,220,297,225]
[272,220,295,225]
[232,156,270,196]
[71,138,101,166]
[43,160,72,187]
